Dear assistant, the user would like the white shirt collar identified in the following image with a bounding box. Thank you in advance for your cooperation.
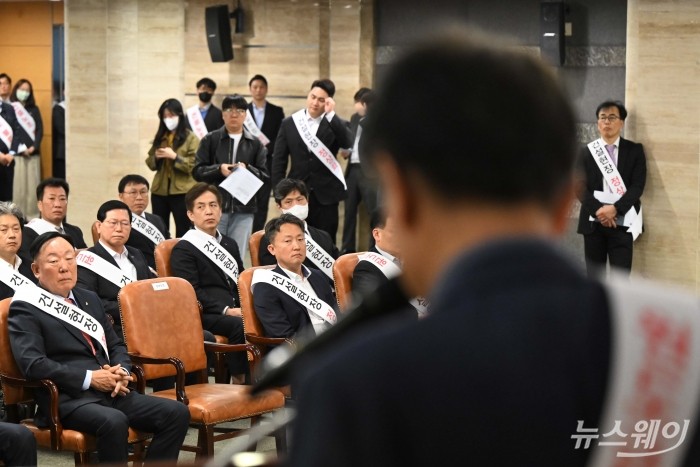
[0,255,21,271]
[280,264,311,282]
[375,245,400,267]
[194,226,222,243]
[99,240,128,260]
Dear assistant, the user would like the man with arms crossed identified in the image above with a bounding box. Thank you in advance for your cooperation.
[9,232,189,463]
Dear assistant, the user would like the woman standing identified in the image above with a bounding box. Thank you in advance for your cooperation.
[145,98,199,237]
[10,79,42,219]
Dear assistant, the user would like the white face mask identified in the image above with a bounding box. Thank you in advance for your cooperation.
[282,203,309,221]
[164,116,179,131]
[16,89,30,102]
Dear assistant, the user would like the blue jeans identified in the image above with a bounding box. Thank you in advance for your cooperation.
[218,212,254,262]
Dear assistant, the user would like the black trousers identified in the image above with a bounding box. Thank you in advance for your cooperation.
[0,163,13,201]
[61,390,190,464]
[0,422,36,466]
[341,164,377,253]
[253,157,273,232]
[201,314,248,377]
[307,191,339,246]
[151,194,189,238]
[583,223,633,277]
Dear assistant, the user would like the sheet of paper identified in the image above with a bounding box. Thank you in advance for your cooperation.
[589,190,622,222]
[218,166,264,205]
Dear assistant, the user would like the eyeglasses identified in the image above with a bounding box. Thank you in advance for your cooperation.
[103,220,131,229]
[598,115,621,123]
[123,189,149,197]
[223,108,246,116]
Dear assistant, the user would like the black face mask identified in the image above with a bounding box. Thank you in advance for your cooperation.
[199,92,213,103]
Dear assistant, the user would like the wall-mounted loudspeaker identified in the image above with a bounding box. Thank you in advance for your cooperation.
[205,5,233,62]
[540,1,565,66]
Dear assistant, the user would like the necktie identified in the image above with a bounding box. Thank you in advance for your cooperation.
[65,297,96,355]
[55,226,65,234]
[605,144,617,166]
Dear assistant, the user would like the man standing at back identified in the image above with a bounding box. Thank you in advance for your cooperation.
[186,77,224,139]
[272,79,352,244]
[577,100,646,277]
[248,74,285,232]
[286,32,700,467]
[0,79,20,202]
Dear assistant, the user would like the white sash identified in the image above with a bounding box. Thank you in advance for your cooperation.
[181,229,239,284]
[0,264,33,292]
[587,139,643,240]
[291,109,346,189]
[584,273,700,466]
[358,252,429,316]
[131,215,165,246]
[76,250,134,288]
[10,102,35,142]
[0,109,13,150]
[304,226,334,280]
[244,111,270,146]
[26,218,60,236]
[12,286,109,359]
[251,268,337,325]
[187,105,208,140]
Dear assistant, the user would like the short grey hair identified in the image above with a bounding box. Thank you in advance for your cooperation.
[0,201,26,227]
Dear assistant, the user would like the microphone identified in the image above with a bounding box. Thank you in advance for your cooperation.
[251,277,411,394]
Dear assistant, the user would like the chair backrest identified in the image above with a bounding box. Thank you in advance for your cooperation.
[154,238,180,277]
[333,253,364,311]
[248,230,265,267]
[238,266,275,340]
[90,220,99,246]
[118,277,207,380]
[0,298,33,405]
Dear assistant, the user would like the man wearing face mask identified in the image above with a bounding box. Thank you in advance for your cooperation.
[258,179,338,284]
[186,77,224,140]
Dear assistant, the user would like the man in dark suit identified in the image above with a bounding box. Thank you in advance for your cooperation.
[272,79,353,244]
[0,201,37,300]
[186,77,224,136]
[118,174,170,270]
[8,232,189,464]
[21,178,87,257]
[253,214,338,340]
[76,200,153,338]
[52,98,65,179]
[351,211,399,298]
[258,179,338,279]
[170,183,248,383]
[194,94,268,260]
[287,32,700,467]
[249,75,286,232]
[0,422,36,466]
[577,100,647,277]
[0,98,20,201]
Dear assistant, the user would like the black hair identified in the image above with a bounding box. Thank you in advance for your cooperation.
[30,231,75,261]
[273,179,309,205]
[0,73,11,85]
[370,208,387,231]
[196,77,217,90]
[361,30,577,207]
[222,94,248,111]
[118,174,150,193]
[596,100,628,121]
[249,74,268,87]
[97,200,132,223]
[310,79,336,98]
[360,90,377,110]
[36,178,70,201]
[185,183,222,211]
[151,98,189,153]
[11,78,36,109]
[353,87,371,102]
[264,214,306,244]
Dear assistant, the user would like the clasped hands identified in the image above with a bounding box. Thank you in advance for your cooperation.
[155,147,177,160]
[596,204,618,228]
[90,363,133,398]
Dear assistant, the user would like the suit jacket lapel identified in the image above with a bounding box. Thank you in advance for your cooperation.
[617,138,628,179]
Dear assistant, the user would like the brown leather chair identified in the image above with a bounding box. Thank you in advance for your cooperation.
[248,230,265,267]
[332,252,364,310]
[90,221,99,246]
[154,237,229,382]
[0,298,149,466]
[118,278,286,460]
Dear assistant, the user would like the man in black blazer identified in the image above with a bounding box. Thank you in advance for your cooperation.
[170,183,248,382]
[272,79,353,243]
[0,201,37,300]
[118,174,170,270]
[253,214,338,340]
[186,77,224,136]
[351,212,399,298]
[577,100,647,277]
[76,200,153,338]
[248,74,285,232]
[8,232,189,464]
[258,179,338,279]
[21,178,87,257]
[0,99,20,201]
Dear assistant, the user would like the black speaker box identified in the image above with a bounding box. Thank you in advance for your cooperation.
[205,5,233,62]
[540,1,565,66]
